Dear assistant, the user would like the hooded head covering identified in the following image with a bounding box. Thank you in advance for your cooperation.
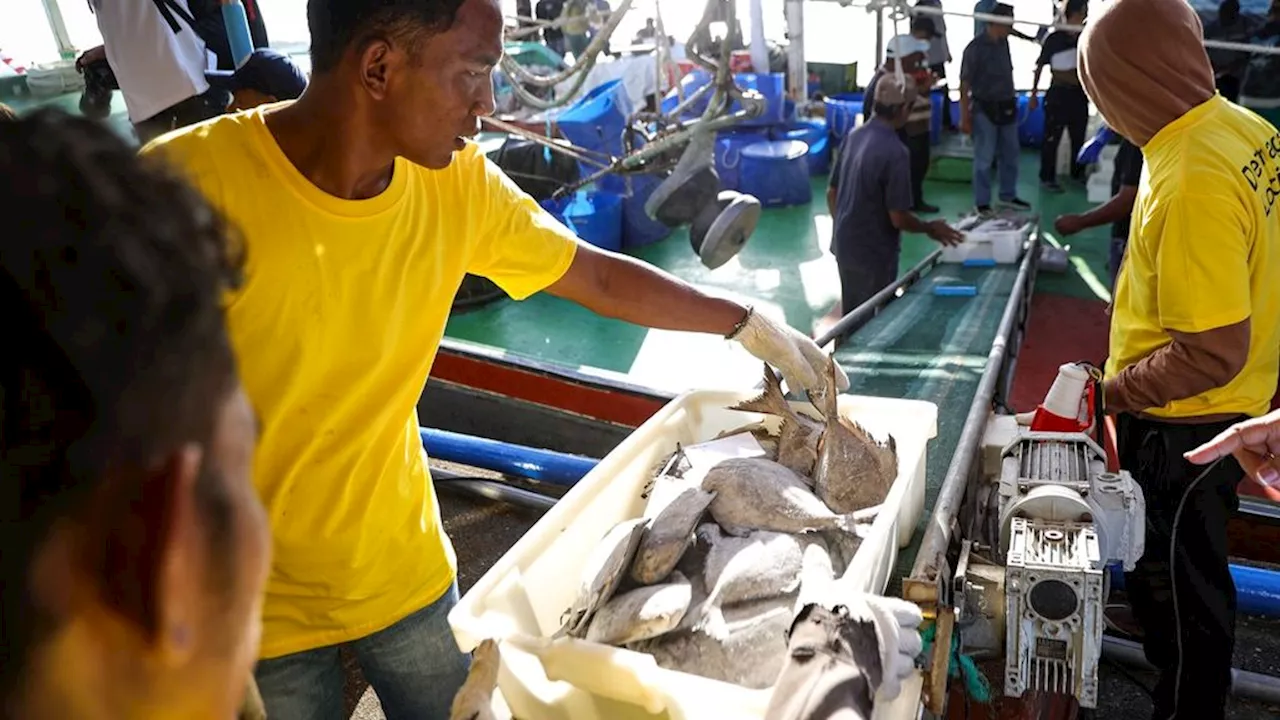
[1078,0,1216,146]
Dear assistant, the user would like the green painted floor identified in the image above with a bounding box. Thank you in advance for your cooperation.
[446,145,1115,393]
[833,262,1022,586]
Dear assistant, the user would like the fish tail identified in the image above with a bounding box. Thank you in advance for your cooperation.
[833,514,858,535]
[809,357,840,419]
[696,606,730,641]
[731,363,791,416]
[833,511,876,537]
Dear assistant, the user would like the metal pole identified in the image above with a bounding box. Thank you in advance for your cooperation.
[785,0,807,100]
[874,8,884,80]
[908,233,1042,585]
[1101,636,1280,706]
[431,467,559,512]
[814,247,944,349]
[40,0,75,59]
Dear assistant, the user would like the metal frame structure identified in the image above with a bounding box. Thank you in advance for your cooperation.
[899,226,1042,716]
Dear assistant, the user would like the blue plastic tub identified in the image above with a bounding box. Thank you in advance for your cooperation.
[556,79,633,158]
[824,92,864,142]
[739,139,812,207]
[540,191,624,251]
[598,173,673,248]
[943,94,1044,146]
[735,73,786,127]
[1018,91,1045,148]
[660,71,714,118]
[539,196,571,227]
[771,119,831,176]
[716,128,771,190]
[661,71,787,127]
[930,89,945,145]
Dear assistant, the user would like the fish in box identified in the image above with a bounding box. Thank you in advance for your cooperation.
[446,369,939,720]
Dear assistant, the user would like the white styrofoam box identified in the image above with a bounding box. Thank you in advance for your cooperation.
[940,221,1032,265]
[448,390,939,720]
[1098,145,1119,164]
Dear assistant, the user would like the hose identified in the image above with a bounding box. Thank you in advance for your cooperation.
[431,467,559,513]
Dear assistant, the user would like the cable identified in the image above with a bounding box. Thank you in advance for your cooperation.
[1166,456,1226,718]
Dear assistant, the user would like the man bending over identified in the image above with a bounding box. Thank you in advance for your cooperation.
[143,0,845,716]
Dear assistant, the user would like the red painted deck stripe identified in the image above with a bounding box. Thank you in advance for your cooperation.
[431,351,665,428]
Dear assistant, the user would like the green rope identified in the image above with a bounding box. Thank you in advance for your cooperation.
[920,622,994,704]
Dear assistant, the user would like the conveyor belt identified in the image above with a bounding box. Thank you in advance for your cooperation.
[834,263,1026,586]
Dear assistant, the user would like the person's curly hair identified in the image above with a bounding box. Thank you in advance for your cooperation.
[0,108,245,701]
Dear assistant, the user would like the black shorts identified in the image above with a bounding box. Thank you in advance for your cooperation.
[929,63,947,80]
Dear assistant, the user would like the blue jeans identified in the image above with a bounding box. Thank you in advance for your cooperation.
[972,109,1020,207]
[255,582,470,720]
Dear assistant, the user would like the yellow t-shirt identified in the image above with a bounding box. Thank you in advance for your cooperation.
[143,105,579,658]
[1107,95,1280,419]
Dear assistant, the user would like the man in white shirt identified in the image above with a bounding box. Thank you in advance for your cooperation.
[81,0,227,143]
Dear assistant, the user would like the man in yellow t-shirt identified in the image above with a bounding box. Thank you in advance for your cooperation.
[1080,1,1280,718]
[142,0,847,716]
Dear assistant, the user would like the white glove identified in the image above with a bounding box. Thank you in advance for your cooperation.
[730,307,851,394]
[845,593,925,702]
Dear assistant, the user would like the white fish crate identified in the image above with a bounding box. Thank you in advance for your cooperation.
[448,389,938,720]
[940,219,1033,265]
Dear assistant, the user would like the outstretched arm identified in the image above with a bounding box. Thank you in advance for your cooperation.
[547,241,747,335]
[547,242,850,392]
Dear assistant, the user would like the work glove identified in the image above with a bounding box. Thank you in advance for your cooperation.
[850,593,925,702]
[764,595,924,720]
[729,307,850,394]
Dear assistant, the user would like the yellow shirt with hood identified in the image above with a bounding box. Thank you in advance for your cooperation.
[1081,0,1280,419]
[1108,96,1280,419]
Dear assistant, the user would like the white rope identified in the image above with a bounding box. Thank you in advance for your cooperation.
[890,0,905,88]
[858,0,1280,57]
[508,0,1280,56]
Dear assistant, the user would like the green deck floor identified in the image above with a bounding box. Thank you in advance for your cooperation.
[446,147,1113,390]
[835,262,1021,585]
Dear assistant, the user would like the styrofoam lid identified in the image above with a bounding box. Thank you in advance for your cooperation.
[741,139,809,160]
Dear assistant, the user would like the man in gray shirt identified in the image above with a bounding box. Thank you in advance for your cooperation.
[827,79,961,317]
[959,2,1031,213]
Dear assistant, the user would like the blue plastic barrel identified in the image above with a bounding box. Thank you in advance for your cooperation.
[715,128,770,191]
[562,191,623,251]
[771,119,831,176]
[538,196,571,227]
[1018,91,1045,148]
[661,71,787,127]
[824,92,864,141]
[739,140,812,208]
[660,71,714,119]
[556,80,633,158]
[598,173,673,248]
[930,89,945,145]
[736,73,786,127]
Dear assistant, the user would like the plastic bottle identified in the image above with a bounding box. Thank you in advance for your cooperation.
[221,0,254,70]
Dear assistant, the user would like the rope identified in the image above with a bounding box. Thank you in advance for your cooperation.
[860,0,1280,57]
[920,622,993,704]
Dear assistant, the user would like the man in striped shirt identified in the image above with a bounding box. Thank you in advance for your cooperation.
[864,33,939,213]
